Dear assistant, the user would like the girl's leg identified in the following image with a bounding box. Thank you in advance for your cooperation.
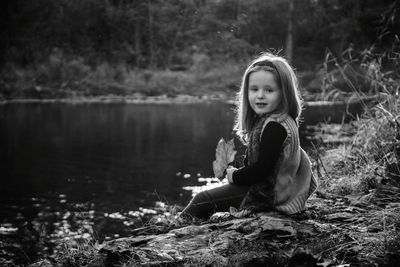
[181,183,250,219]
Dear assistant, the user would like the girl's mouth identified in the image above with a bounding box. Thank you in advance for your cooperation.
[255,103,267,108]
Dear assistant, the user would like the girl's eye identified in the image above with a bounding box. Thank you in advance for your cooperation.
[250,87,258,92]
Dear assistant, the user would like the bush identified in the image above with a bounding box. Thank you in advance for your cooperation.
[315,43,400,195]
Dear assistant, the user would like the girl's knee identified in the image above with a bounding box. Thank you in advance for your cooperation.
[182,190,214,219]
[192,190,210,205]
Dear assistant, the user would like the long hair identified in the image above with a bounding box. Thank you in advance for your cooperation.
[234,52,303,144]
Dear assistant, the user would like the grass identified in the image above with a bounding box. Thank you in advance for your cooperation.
[315,49,399,195]
[307,43,400,265]
[29,239,102,267]
[55,240,101,267]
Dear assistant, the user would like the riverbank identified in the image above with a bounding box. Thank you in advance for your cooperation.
[29,183,400,266]
[27,119,400,267]
[0,57,245,103]
[0,54,338,105]
[1,93,375,128]
[0,55,377,110]
[0,93,232,105]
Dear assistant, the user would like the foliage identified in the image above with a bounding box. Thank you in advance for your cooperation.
[1,0,398,69]
[0,51,244,100]
[212,138,237,179]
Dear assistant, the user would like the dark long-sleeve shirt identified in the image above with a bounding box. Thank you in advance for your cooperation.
[232,121,287,185]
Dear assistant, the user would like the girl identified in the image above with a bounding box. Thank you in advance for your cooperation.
[181,52,318,219]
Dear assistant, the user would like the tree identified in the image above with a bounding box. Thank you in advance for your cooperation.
[286,0,294,62]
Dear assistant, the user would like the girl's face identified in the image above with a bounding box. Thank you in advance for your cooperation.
[247,70,282,115]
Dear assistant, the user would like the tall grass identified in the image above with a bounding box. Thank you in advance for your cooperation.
[313,37,399,192]
[311,41,400,265]
[350,44,399,190]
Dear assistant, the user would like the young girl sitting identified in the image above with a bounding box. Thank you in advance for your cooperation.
[181,52,318,219]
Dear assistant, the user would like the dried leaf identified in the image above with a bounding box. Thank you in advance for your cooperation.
[209,212,231,222]
[260,220,296,236]
[212,138,237,178]
[229,207,252,218]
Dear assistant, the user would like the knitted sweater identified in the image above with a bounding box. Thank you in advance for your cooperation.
[232,121,287,185]
[237,113,318,214]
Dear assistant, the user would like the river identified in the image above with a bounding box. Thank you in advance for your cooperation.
[0,101,351,264]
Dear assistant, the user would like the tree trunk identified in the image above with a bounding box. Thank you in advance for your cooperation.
[166,14,189,68]
[236,0,241,20]
[285,0,294,63]
[135,18,141,67]
[147,0,154,68]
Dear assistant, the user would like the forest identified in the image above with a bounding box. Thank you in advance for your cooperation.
[0,0,398,100]
[2,1,400,266]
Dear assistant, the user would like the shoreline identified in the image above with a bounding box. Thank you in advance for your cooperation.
[0,93,375,105]
[0,93,235,105]
[0,94,372,125]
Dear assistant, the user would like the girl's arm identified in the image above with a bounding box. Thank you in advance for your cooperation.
[230,121,287,185]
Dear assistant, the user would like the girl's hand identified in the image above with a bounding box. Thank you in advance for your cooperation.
[226,166,237,184]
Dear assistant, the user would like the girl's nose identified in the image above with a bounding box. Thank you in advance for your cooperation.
[257,90,265,98]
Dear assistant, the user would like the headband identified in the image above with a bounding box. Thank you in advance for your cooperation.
[252,60,276,68]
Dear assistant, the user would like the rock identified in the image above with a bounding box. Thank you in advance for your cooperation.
[324,212,357,222]
[97,212,320,266]
[27,260,53,267]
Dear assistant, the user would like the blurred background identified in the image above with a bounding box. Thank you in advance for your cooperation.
[0,0,399,265]
[0,0,398,100]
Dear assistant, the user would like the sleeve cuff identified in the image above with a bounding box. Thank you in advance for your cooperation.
[228,170,235,184]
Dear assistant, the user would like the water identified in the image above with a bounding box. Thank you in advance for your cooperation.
[0,102,241,264]
[0,101,356,264]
